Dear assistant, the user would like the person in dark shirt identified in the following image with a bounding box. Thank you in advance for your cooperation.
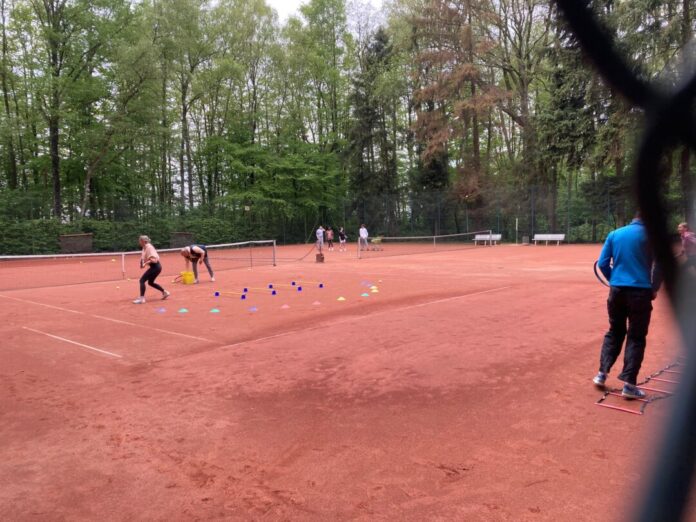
[593,212,662,399]
[180,244,215,283]
[338,227,347,252]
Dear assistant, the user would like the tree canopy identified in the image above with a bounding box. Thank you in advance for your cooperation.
[0,0,694,252]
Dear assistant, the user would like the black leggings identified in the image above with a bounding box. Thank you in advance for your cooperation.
[139,262,164,296]
[191,255,214,280]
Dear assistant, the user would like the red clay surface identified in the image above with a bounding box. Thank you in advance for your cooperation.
[0,243,692,520]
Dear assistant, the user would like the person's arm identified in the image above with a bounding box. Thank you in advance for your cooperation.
[651,260,662,299]
[597,233,613,281]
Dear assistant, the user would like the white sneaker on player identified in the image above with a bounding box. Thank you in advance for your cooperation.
[133,296,145,304]
[162,290,170,300]
[211,276,216,282]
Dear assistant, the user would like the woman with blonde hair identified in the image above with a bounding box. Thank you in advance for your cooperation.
[133,235,170,304]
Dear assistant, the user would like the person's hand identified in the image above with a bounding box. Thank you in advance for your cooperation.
[140,259,144,269]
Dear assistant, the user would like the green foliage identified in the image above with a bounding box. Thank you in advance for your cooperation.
[0,0,693,246]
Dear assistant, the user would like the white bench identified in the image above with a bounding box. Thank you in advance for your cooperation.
[473,234,502,245]
[533,233,565,245]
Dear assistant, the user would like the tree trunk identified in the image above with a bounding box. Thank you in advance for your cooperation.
[179,79,188,209]
[680,0,693,222]
[680,147,693,221]
[160,68,169,205]
[0,0,17,189]
[49,111,61,217]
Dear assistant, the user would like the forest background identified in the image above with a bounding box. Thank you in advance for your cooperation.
[0,0,693,254]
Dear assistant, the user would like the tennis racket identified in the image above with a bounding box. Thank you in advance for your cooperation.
[593,260,610,287]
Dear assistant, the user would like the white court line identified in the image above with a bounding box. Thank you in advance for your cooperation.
[90,315,213,342]
[215,285,512,352]
[22,326,123,359]
[0,294,215,343]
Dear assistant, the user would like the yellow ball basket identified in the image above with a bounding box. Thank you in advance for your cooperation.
[180,271,195,284]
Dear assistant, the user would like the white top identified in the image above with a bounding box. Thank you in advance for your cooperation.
[316,227,324,240]
[359,227,368,239]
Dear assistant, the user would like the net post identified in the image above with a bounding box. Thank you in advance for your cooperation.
[433,235,436,249]
[272,240,276,266]
[249,242,253,268]
[121,253,126,279]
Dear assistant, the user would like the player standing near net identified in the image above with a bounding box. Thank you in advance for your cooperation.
[133,235,170,304]
[592,211,662,399]
[180,244,215,283]
[316,225,325,252]
[677,222,696,269]
[338,227,347,251]
[326,227,334,251]
[359,224,369,251]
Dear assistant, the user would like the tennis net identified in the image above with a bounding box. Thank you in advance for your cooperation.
[0,240,276,291]
[356,230,495,259]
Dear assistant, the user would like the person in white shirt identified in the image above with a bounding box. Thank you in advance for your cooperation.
[316,225,325,252]
[359,224,368,251]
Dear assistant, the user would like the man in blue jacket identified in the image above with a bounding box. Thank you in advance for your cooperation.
[593,212,662,399]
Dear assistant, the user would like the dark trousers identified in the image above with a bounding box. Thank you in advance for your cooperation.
[139,262,164,296]
[191,256,214,280]
[598,286,653,385]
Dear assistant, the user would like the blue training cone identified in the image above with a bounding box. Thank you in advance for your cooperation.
[241,294,246,300]
[271,290,277,295]
[297,286,302,292]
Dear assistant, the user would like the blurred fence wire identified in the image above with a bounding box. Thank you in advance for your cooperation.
[555,2,696,521]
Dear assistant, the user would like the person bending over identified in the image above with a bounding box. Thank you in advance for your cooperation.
[180,244,215,283]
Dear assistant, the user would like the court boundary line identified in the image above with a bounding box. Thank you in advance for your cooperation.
[212,285,512,353]
[1,294,216,343]
[22,326,123,359]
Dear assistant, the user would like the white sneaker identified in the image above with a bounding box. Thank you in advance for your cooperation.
[194,279,200,284]
[162,290,170,300]
[133,296,145,304]
[211,276,216,282]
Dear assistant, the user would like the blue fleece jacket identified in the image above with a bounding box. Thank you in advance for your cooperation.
[598,219,661,290]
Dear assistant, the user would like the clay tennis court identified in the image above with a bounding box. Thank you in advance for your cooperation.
[0,243,689,520]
